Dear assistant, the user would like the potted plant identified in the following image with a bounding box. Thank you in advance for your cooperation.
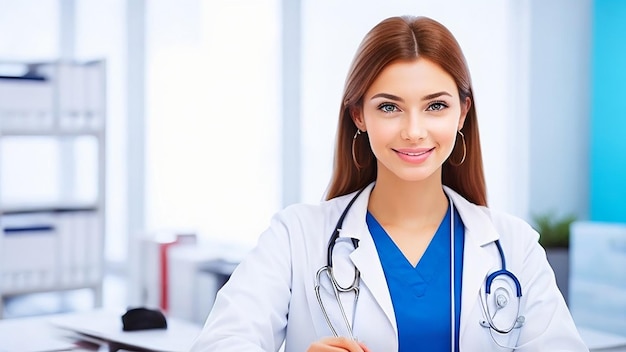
[531,212,577,304]
[533,212,576,248]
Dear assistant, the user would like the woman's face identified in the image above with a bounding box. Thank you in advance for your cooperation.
[352,58,469,184]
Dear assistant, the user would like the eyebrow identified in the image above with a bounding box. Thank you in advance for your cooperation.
[370,91,453,102]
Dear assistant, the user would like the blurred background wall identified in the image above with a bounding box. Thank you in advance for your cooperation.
[0,0,605,304]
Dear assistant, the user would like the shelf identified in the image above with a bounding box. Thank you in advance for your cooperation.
[0,60,107,318]
[0,128,102,137]
[1,202,98,215]
[0,60,106,139]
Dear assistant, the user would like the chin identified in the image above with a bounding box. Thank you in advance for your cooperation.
[376,160,443,184]
[389,170,440,184]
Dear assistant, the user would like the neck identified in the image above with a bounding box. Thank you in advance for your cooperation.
[368,173,449,229]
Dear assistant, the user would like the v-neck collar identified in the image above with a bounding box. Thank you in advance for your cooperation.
[333,182,500,344]
[366,207,452,297]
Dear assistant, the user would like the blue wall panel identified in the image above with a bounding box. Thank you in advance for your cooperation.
[591,0,626,222]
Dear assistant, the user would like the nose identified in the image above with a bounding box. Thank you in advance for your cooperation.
[400,111,427,141]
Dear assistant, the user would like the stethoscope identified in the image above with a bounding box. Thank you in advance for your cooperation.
[313,187,526,347]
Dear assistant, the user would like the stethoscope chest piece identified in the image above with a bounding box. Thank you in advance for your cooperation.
[480,266,525,335]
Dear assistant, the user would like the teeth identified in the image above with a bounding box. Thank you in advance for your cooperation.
[405,151,427,156]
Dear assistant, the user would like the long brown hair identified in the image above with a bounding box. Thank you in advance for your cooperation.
[325,16,487,206]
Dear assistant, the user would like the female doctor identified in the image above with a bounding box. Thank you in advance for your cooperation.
[190,16,588,352]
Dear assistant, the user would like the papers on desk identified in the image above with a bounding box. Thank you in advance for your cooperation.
[47,309,202,352]
[0,316,76,352]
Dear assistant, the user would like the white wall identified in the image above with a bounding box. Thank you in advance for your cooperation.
[0,0,59,61]
[75,0,128,262]
[0,0,60,203]
[528,0,592,221]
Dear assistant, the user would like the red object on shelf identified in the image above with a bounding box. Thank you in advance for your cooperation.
[159,241,177,312]
[152,233,197,312]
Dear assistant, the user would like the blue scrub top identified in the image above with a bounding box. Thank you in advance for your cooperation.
[367,204,465,352]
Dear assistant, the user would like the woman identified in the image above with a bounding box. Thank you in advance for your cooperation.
[190,16,588,351]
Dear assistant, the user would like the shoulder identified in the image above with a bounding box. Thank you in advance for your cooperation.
[483,207,539,242]
[445,186,539,246]
[259,193,357,271]
[271,192,355,233]
[472,205,542,259]
[278,194,348,220]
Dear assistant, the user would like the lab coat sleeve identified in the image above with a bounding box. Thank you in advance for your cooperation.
[512,222,589,351]
[189,210,293,351]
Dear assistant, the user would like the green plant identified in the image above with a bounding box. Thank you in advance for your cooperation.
[532,212,577,248]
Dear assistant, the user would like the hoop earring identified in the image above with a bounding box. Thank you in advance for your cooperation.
[449,130,466,166]
[352,129,365,169]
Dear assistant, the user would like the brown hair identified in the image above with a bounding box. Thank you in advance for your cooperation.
[325,16,487,206]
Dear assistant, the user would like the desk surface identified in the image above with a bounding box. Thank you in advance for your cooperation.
[0,315,76,352]
[0,309,202,352]
[579,327,626,352]
[3,311,622,352]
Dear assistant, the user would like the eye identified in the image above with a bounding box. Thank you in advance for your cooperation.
[426,101,448,111]
[378,103,399,113]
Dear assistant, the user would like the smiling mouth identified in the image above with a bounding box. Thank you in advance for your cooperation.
[395,148,434,156]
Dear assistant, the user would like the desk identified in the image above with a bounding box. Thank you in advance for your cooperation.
[579,327,626,352]
[0,309,202,352]
[3,310,619,351]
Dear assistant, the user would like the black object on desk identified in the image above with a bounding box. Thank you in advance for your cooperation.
[122,307,168,331]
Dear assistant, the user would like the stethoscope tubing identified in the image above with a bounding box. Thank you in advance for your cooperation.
[314,187,366,339]
[315,266,359,339]
[315,186,525,345]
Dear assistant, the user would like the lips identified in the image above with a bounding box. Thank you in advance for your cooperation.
[393,147,435,164]
[394,147,434,156]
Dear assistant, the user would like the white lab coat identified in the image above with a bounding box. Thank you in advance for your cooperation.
[190,184,588,351]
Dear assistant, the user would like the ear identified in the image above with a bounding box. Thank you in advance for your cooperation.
[350,107,366,131]
[458,97,471,131]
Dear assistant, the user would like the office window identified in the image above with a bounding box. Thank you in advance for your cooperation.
[145,0,281,244]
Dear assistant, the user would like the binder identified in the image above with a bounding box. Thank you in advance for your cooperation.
[1,219,57,293]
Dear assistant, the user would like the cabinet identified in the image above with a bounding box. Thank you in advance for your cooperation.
[0,60,106,317]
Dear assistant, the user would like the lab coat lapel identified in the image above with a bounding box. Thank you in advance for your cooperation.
[305,185,380,339]
[350,236,397,335]
[339,184,398,338]
[458,226,495,339]
[444,187,500,341]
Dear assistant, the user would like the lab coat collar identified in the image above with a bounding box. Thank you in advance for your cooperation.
[336,183,500,245]
[335,182,502,344]
[336,183,374,241]
[442,185,500,246]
